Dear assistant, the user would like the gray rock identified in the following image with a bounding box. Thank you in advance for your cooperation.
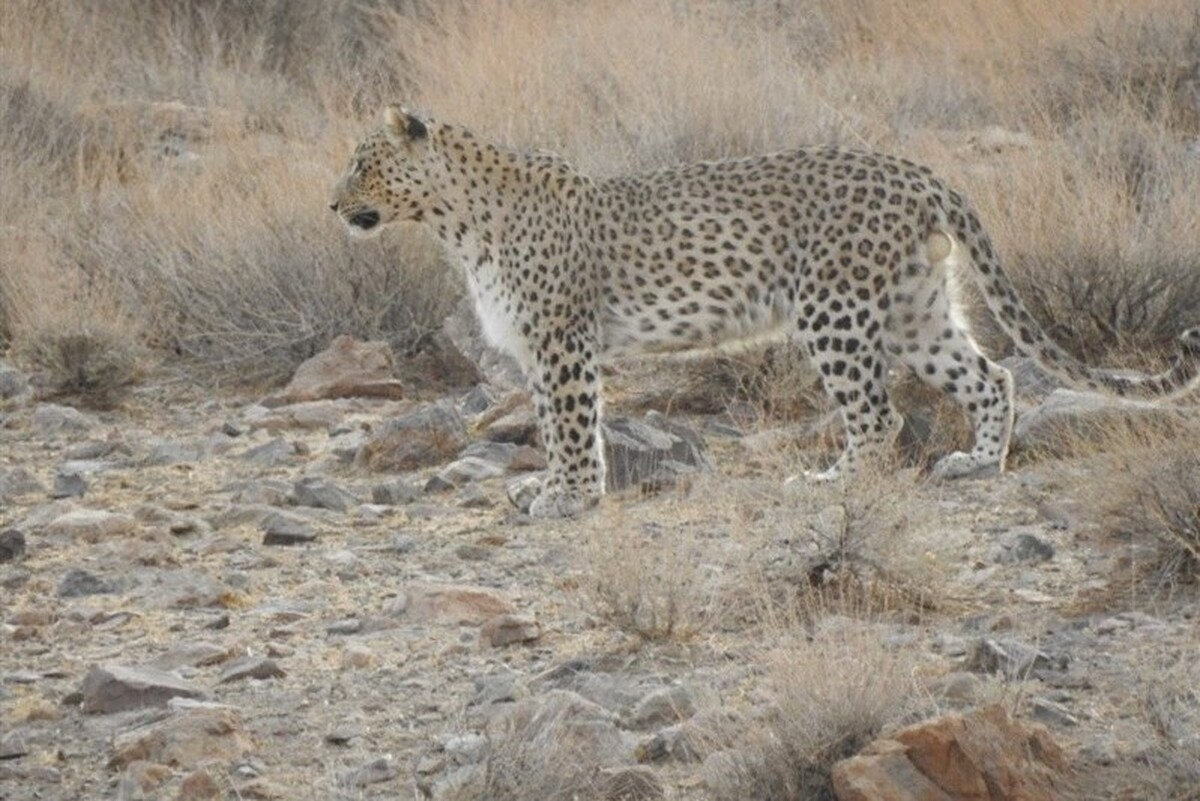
[356,402,468,472]
[995,532,1056,564]
[240,437,298,467]
[0,727,30,759]
[505,474,543,515]
[144,438,203,466]
[0,467,44,500]
[57,568,116,597]
[0,528,26,562]
[52,470,88,499]
[217,656,286,684]
[80,663,206,713]
[339,755,398,788]
[966,637,1067,679]
[329,429,367,463]
[221,420,247,437]
[603,414,711,492]
[628,685,697,730]
[261,512,316,545]
[435,456,505,488]
[43,509,137,542]
[33,403,94,436]
[291,476,357,512]
[461,384,498,415]
[372,479,421,506]
[0,362,30,400]
[391,532,416,553]
[1014,388,1194,452]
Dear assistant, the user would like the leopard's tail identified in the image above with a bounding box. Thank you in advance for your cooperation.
[927,190,1200,400]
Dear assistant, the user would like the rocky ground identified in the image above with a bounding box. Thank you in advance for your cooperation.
[1,343,1197,801]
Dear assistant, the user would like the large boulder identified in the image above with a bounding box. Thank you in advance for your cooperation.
[831,705,1068,801]
[262,335,405,406]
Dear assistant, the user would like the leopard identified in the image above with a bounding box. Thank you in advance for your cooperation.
[330,105,1200,519]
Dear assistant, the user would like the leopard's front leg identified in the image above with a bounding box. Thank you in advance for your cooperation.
[525,325,606,519]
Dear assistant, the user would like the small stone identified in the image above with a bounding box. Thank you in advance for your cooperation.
[262,335,405,405]
[455,543,492,561]
[340,756,397,788]
[461,384,498,415]
[221,420,247,437]
[1030,697,1080,728]
[0,529,26,563]
[371,479,420,506]
[424,474,456,493]
[178,769,222,800]
[52,472,87,496]
[628,685,697,730]
[480,613,541,647]
[57,568,116,597]
[506,475,542,514]
[342,643,375,669]
[217,656,285,684]
[434,456,505,487]
[326,618,362,635]
[1095,616,1131,635]
[148,642,231,671]
[597,766,665,800]
[325,723,366,746]
[80,664,207,714]
[391,533,416,554]
[0,728,29,759]
[261,512,316,546]
[995,531,1055,564]
[484,406,539,445]
[291,476,357,512]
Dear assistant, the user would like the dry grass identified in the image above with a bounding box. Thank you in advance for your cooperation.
[1085,429,1200,601]
[2,0,1197,391]
[702,624,929,801]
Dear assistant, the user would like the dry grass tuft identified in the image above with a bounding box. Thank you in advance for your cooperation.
[1088,432,1200,600]
[580,506,721,641]
[703,625,928,801]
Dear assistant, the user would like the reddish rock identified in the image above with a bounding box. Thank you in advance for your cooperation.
[110,706,253,769]
[356,403,468,472]
[262,335,404,406]
[389,583,514,625]
[832,705,1068,801]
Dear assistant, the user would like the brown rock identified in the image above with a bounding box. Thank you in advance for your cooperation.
[356,403,468,472]
[81,664,206,714]
[262,335,404,406]
[832,705,1068,801]
[110,706,254,769]
[481,613,541,647]
[389,583,514,625]
[177,769,222,800]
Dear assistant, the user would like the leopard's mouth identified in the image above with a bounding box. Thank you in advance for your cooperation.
[348,209,381,231]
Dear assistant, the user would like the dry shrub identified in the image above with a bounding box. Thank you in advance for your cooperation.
[703,626,928,801]
[1089,432,1200,599]
[1,237,143,401]
[580,508,720,640]
[762,461,951,614]
[1135,658,1200,801]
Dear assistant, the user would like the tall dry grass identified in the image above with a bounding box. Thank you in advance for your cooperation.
[1,0,1197,388]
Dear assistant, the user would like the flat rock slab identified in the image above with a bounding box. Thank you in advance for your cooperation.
[44,509,137,542]
[389,583,514,625]
[262,335,405,406]
[80,664,207,714]
[604,413,711,492]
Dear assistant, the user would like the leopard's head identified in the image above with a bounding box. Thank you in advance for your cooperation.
[330,106,438,237]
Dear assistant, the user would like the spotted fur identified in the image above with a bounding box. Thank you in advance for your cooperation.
[330,106,1200,517]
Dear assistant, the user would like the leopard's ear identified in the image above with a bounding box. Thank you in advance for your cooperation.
[384,105,428,141]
